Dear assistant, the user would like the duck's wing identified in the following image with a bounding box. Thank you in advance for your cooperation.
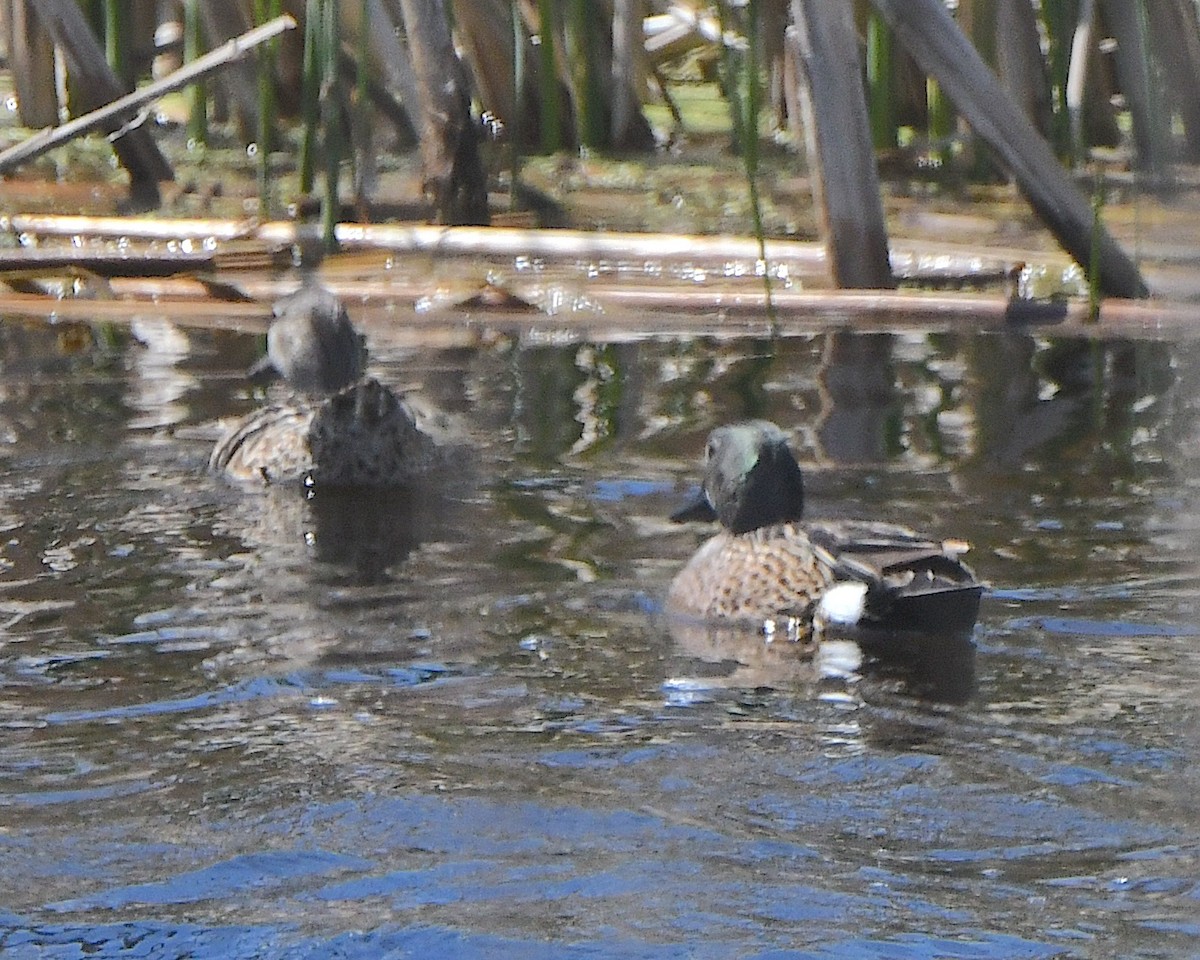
[208,403,316,484]
[806,520,983,635]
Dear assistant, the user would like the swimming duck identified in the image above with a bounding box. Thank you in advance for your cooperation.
[210,284,448,487]
[666,421,983,640]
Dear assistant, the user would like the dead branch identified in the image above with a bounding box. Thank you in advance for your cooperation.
[0,14,296,175]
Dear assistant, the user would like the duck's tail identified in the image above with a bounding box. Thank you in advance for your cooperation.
[808,520,984,636]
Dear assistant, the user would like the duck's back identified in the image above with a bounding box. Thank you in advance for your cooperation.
[805,520,983,634]
[307,378,440,487]
[210,379,446,487]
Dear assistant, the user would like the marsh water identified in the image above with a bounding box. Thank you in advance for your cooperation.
[1,310,1199,959]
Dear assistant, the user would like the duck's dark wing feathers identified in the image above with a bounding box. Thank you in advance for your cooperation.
[806,520,983,635]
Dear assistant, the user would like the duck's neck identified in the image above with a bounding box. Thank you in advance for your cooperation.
[723,444,805,534]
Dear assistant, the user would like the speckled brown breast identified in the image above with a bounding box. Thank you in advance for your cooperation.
[666,523,837,624]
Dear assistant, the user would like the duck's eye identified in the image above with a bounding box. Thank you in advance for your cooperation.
[705,441,716,461]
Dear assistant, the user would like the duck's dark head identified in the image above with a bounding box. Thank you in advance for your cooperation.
[671,421,805,534]
[250,282,366,394]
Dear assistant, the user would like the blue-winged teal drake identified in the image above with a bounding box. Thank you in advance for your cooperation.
[667,421,983,639]
[210,284,449,487]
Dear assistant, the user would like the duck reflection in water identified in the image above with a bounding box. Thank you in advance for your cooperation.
[210,282,460,489]
[666,420,982,703]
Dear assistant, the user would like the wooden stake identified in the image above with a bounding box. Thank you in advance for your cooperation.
[790,0,895,289]
[869,0,1149,299]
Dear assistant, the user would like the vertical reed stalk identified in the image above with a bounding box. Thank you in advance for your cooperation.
[1087,172,1105,322]
[867,14,895,150]
[254,0,283,213]
[1039,0,1074,160]
[510,0,526,209]
[743,0,773,320]
[184,0,207,144]
[1133,0,1160,177]
[715,1,746,152]
[536,0,562,152]
[567,0,589,147]
[926,76,952,167]
[717,0,773,319]
[320,0,341,250]
[351,0,371,195]
[567,0,607,147]
[104,0,128,84]
[299,0,321,194]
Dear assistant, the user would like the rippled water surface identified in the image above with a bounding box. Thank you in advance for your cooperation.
[2,313,1199,959]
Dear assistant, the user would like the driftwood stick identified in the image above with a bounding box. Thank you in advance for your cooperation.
[0,14,296,175]
[4,213,263,241]
[4,214,832,269]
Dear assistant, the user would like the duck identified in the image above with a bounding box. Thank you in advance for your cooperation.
[666,420,983,641]
[210,282,449,487]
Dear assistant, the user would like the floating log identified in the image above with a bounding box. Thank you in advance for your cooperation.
[3,214,831,271]
[1,282,1198,345]
[868,0,1150,299]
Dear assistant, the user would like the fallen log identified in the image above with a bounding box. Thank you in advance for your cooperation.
[0,283,1196,344]
[3,214,1078,291]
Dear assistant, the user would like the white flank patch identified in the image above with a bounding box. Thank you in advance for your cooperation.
[816,582,868,626]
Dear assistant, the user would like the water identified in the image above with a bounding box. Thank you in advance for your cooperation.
[1,313,1199,959]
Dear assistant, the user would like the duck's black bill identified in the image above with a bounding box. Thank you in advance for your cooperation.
[248,354,280,385]
[670,492,717,524]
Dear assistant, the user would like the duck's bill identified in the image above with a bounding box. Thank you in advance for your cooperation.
[669,492,717,524]
[247,353,281,385]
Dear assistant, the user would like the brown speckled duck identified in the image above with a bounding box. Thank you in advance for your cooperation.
[210,283,448,487]
[667,421,983,640]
